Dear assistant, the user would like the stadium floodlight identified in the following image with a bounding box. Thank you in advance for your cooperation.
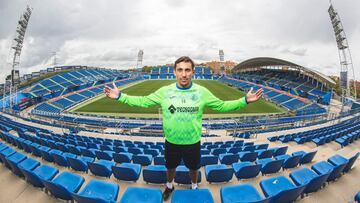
[219,49,225,75]
[137,50,144,70]
[328,2,356,101]
[5,5,33,112]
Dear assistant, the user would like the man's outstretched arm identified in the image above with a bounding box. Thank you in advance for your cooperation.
[104,82,163,108]
[205,87,263,112]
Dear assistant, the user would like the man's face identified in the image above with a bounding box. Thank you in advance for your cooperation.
[174,62,194,88]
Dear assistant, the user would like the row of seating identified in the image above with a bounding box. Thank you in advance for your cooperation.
[1,140,219,203]
[221,152,359,203]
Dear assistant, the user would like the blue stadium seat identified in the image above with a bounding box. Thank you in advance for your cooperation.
[238,152,258,162]
[96,150,113,161]
[174,165,201,184]
[328,153,359,173]
[171,189,214,203]
[221,184,271,203]
[275,154,302,169]
[133,154,153,166]
[232,162,261,180]
[0,147,16,167]
[256,158,284,175]
[200,155,218,166]
[219,153,239,165]
[355,191,360,203]
[205,164,233,183]
[311,161,346,182]
[113,152,132,163]
[143,165,168,184]
[120,187,162,203]
[289,168,330,194]
[43,171,85,201]
[154,155,166,165]
[88,160,115,178]
[5,152,27,176]
[53,152,76,167]
[292,150,317,164]
[112,163,141,182]
[72,179,119,203]
[17,157,40,177]
[20,164,59,188]
[67,156,94,172]
[260,176,306,203]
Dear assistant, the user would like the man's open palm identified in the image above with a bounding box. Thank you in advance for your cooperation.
[104,82,120,99]
[246,88,263,103]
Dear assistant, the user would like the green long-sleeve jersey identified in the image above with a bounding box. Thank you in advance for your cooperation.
[118,82,247,145]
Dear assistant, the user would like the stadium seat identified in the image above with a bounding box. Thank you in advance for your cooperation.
[260,176,306,203]
[154,155,166,165]
[221,184,271,203]
[67,156,94,172]
[133,154,153,166]
[292,150,317,164]
[275,154,302,169]
[120,187,162,203]
[258,149,274,159]
[0,147,16,167]
[256,158,284,175]
[20,164,59,188]
[355,191,360,203]
[171,189,214,203]
[328,153,359,173]
[88,160,115,177]
[273,146,288,157]
[311,161,347,182]
[200,155,218,166]
[17,157,40,177]
[41,149,62,163]
[174,165,201,184]
[289,168,330,194]
[96,150,113,161]
[205,164,233,183]
[143,165,168,184]
[219,153,239,165]
[53,152,76,167]
[5,152,27,176]
[113,152,132,163]
[112,163,141,182]
[72,179,119,203]
[232,161,261,180]
[238,152,258,162]
[43,171,85,201]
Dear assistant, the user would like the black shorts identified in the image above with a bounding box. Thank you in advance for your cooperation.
[165,140,201,170]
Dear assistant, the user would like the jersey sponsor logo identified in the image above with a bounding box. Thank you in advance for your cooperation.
[168,104,199,114]
[168,104,176,114]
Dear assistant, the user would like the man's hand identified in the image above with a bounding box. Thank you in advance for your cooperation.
[104,82,120,100]
[246,87,263,103]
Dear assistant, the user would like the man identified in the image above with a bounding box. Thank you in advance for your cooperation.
[104,56,263,201]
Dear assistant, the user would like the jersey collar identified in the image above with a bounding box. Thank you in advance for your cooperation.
[176,82,193,90]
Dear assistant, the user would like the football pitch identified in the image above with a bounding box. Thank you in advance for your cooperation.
[71,80,286,117]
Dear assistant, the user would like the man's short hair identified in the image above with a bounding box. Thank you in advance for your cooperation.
[174,56,195,70]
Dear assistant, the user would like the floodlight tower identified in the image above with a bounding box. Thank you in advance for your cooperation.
[328,2,356,100]
[136,50,144,70]
[8,5,33,110]
[219,49,225,75]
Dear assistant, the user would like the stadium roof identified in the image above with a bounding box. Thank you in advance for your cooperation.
[233,57,336,85]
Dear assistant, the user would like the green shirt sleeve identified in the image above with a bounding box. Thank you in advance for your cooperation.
[117,86,164,108]
[204,87,247,112]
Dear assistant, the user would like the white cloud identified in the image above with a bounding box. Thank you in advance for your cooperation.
[1,0,360,83]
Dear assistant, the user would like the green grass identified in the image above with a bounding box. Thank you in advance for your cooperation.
[72,80,285,115]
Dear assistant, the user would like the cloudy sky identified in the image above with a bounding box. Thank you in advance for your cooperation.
[1,0,360,83]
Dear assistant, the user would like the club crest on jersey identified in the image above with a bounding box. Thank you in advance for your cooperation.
[191,94,198,102]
